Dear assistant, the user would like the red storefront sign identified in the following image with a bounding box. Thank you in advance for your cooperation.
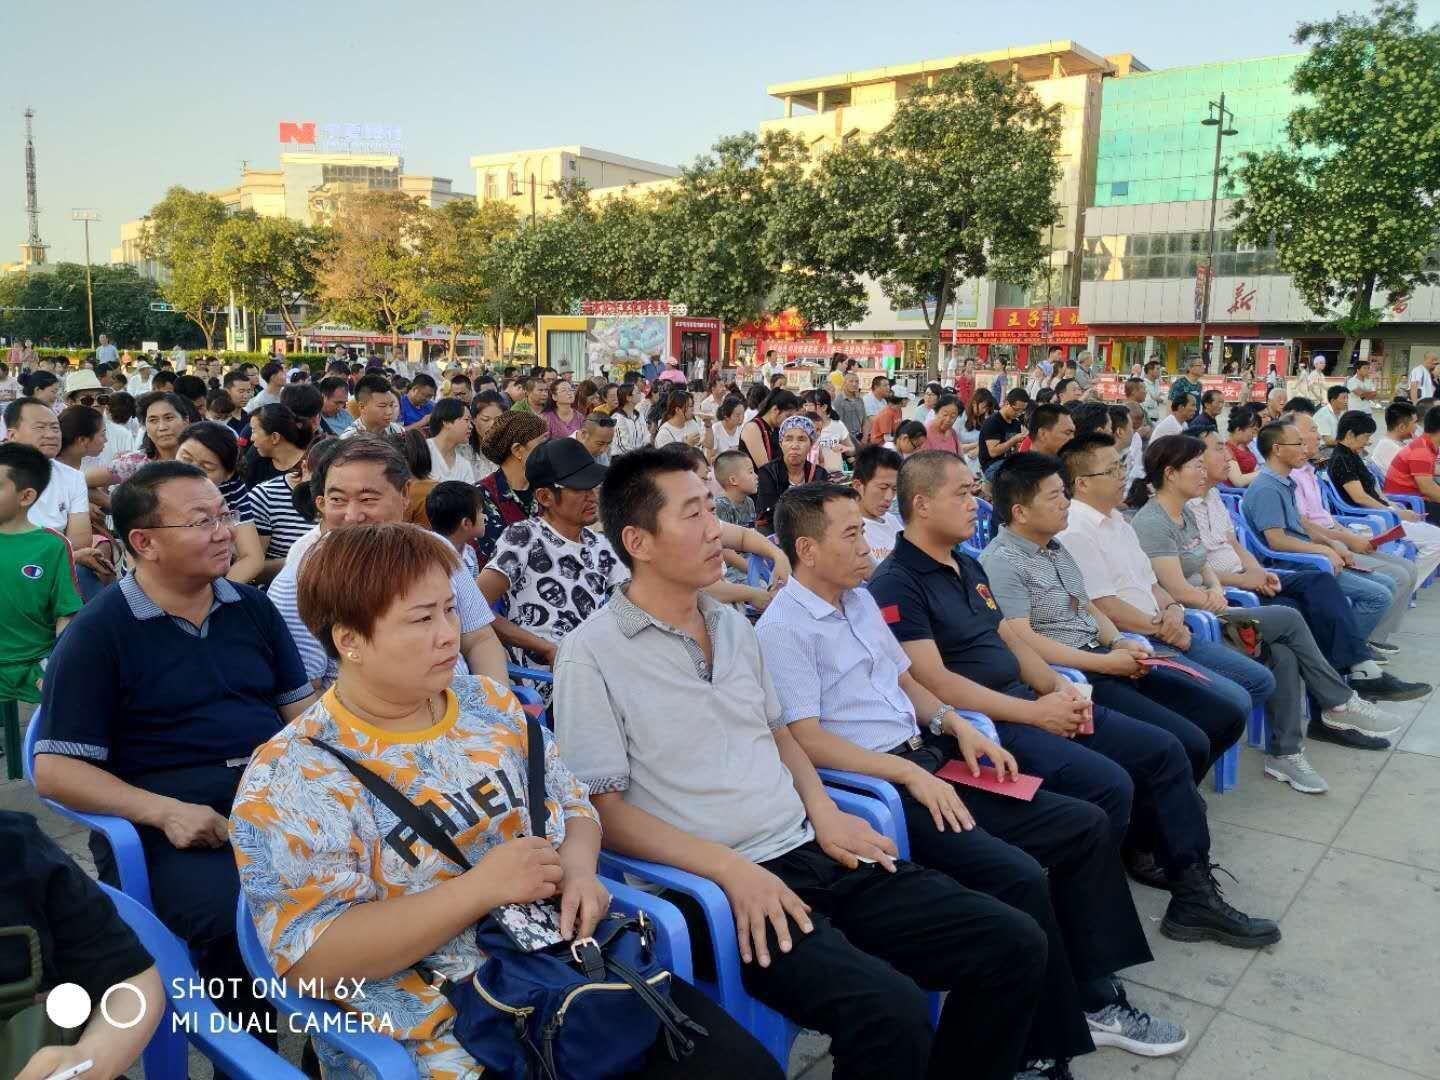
[992,306,1083,332]
[1200,375,1245,404]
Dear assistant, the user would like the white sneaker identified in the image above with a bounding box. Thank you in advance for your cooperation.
[1264,752,1329,794]
[1323,693,1403,737]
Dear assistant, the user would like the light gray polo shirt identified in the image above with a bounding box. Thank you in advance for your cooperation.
[552,587,813,865]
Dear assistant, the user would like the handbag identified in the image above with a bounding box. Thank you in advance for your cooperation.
[0,926,82,1079]
[306,713,704,1080]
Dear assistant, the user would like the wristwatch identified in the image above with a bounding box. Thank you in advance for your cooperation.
[929,706,953,738]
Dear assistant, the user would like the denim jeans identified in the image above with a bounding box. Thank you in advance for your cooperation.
[1178,637,1275,767]
[1335,566,1399,642]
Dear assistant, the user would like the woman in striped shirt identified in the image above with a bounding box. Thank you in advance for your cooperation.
[176,421,266,585]
[245,469,313,578]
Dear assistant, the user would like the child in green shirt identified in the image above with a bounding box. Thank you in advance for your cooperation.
[0,443,82,703]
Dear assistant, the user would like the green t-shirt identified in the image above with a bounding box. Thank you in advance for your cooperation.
[0,528,83,702]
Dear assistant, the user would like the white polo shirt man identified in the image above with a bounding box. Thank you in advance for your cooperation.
[1056,498,1161,617]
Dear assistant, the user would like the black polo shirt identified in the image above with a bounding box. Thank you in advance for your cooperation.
[1326,442,1381,502]
[867,534,1024,693]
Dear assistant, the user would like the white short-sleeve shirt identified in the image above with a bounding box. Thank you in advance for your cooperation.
[1057,498,1160,617]
[28,459,88,532]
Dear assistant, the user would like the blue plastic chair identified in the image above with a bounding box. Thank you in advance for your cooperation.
[1367,461,1427,516]
[973,497,996,547]
[102,883,306,1079]
[816,706,996,862]
[598,788,938,1067]
[746,552,773,588]
[1234,516,1336,575]
[235,875,691,1080]
[1223,587,1271,750]
[23,709,155,910]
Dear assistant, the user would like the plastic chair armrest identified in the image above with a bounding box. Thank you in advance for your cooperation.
[606,878,694,982]
[1183,608,1221,643]
[824,786,896,846]
[1388,493,1425,514]
[506,664,554,684]
[816,770,909,859]
[59,804,154,910]
[1050,665,1088,685]
[1224,588,1260,608]
[596,854,749,1014]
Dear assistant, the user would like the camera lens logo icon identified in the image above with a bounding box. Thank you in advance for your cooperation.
[46,981,147,1030]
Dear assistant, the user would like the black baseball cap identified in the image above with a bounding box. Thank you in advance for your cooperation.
[525,438,607,490]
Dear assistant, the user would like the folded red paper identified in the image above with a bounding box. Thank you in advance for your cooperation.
[936,761,1043,801]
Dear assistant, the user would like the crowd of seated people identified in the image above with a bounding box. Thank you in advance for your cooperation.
[8,352,1440,1080]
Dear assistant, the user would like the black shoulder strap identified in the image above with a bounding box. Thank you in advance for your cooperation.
[525,712,549,839]
[306,736,472,872]
[305,711,550,868]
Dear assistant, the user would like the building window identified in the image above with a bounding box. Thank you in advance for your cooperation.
[1110,180,1129,198]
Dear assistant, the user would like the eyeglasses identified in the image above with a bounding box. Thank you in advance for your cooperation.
[1273,440,1304,448]
[145,510,242,534]
[1077,463,1126,479]
[70,393,110,407]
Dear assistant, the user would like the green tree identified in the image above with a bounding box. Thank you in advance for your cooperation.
[812,66,1063,376]
[417,199,522,359]
[315,190,428,353]
[1231,0,1440,365]
[212,214,330,340]
[0,264,197,349]
[495,180,598,330]
[139,186,231,349]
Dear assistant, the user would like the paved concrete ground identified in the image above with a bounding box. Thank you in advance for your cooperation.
[6,603,1438,1080]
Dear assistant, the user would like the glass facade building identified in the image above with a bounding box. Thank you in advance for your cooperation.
[1093,54,1305,208]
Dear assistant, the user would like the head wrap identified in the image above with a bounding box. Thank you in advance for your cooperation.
[778,415,817,442]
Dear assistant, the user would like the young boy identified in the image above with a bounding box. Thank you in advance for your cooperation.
[0,442,82,706]
[425,480,484,580]
[713,449,758,529]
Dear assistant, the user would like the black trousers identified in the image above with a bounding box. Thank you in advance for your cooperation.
[896,737,1153,1064]
[1089,668,1246,786]
[997,700,1210,877]
[712,842,1048,1080]
[626,979,783,1079]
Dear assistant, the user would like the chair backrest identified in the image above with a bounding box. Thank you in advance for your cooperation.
[973,497,995,546]
[24,709,155,909]
[102,884,306,1079]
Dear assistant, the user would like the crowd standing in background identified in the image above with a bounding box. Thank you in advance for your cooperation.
[6,341,1440,1080]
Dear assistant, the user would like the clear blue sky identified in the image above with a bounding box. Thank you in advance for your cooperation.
[7,0,1439,263]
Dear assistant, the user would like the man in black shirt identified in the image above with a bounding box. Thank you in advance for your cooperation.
[868,451,1281,949]
[2,812,161,1080]
[1327,410,1440,587]
[979,387,1030,481]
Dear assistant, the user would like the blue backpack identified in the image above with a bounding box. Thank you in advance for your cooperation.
[308,715,704,1079]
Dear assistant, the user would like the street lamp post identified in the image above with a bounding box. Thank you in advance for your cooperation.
[71,209,100,350]
[1197,95,1237,373]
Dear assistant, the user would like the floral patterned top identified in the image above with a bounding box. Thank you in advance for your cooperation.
[476,468,536,568]
[230,676,598,1080]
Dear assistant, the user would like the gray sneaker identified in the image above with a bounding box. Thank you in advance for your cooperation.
[1086,988,1189,1057]
[1264,752,1329,794]
[1323,693,1403,737]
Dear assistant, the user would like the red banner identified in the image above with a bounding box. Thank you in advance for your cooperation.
[766,339,902,360]
[1256,344,1290,380]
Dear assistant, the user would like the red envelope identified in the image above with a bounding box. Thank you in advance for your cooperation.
[936,761,1042,801]
[1370,522,1405,548]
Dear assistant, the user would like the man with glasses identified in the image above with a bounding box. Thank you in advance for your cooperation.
[33,460,315,1042]
[1243,421,1407,651]
[1056,434,1270,748]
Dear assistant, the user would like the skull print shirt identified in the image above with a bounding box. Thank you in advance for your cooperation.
[489,517,630,670]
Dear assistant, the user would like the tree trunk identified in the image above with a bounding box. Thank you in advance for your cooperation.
[448,324,461,360]
[925,268,951,381]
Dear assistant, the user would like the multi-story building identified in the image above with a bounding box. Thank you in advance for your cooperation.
[760,41,1147,363]
[470,146,679,215]
[110,151,467,275]
[1079,53,1440,381]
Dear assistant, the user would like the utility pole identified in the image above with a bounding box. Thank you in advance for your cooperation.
[1197,93,1237,373]
[71,209,100,349]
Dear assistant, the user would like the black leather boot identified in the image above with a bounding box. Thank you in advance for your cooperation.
[1161,863,1281,948]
